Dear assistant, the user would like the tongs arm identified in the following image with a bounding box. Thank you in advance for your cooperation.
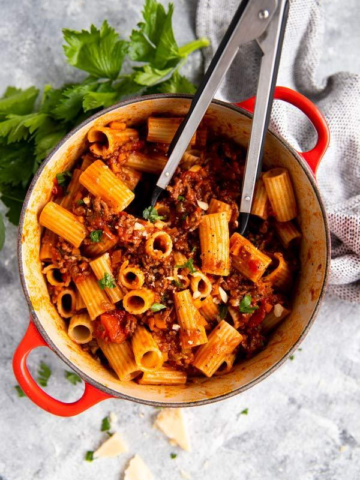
[238,0,289,233]
[151,0,278,205]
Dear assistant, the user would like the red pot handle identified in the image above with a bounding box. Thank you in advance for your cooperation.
[13,319,112,416]
[235,86,330,175]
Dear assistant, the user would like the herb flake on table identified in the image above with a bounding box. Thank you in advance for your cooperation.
[65,370,82,385]
[240,408,249,415]
[170,453,177,459]
[85,451,94,462]
[37,361,52,387]
[101,415,111,432]
[15,385,26,397]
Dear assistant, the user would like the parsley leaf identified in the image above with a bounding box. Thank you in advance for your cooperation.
[172,279,183,288]
[240,408,248,415]
[143,206,164,223]
[76,199,85,206]
[15,385,26,397]
[90,230,103,243]
[170,453,177,459]
[239,295,259,314]
[151,303,167,312]
[175,258,197,274]
[85,451,94,462]
[63,21,128,80]
[37,361,52,387]
[65,370,82,385]
[53,83,98,122]
[99,272,116,289]
[289,355,295,361]
[177,195,185,201]
[219,304,228,320]
[56,171,72,187]
[0,86,39,115]
[101,415,111,432]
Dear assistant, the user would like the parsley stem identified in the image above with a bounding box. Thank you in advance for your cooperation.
[179,38,210,57]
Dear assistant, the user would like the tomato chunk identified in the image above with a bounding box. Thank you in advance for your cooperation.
[95,310,137,344]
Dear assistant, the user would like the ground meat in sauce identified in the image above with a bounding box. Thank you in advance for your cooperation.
[40,121,300,378]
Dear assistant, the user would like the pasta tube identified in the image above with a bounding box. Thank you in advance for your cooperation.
[60,169,85,210]
[83,230,118,257]
[123,289,155,315]
[199,212,230,276]
[118,166,142,191]
[275,221,302,248]
[68,313,93,344]
[199,295,219,322]
[251,178,268,219]
[90,253,123,303]
[138,366,187,385]
[230,233,272,283]
[262,304,291,334]
[75,288,86,311]
[193,321,243,377]
[263,168,298,222]
[147,117,196,144]
[145,231,173,260]
[119,261,145,290]
[40,229,56,261]
[79,160,135,213]
[132,326,163,371]
[263,252,293,291]
[125,152,168,174]
[208,198,232,222]
[56,288,76,318]
[214,353,237,376]
[174,290,208,348]
[39,202,87,248]
[190,272,212,300]
[42,264,71,287]
[88,126,139,157]
[98,339,141,381]
[75,273,114,320]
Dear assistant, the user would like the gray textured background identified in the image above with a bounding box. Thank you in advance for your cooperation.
[1,1,360,479]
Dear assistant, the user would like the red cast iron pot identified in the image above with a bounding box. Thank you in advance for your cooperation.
[13,87,330,416]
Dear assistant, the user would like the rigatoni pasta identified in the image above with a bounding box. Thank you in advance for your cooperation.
[40,114,300,385]
[199,212,230,276]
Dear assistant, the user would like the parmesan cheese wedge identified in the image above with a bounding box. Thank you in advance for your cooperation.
[124,455,154,480]
[93,432,128,458]
[154,408,191,451]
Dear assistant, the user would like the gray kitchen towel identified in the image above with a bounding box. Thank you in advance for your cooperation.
[196,0,360,302]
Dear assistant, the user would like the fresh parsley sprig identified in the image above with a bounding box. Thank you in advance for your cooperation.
[98,272,116,289]
[150,303,167,312]
[37,361,52,387]
[239,295,259,314]
[0,0,209,249]
[65,370,82,385]
[143,206,164,223]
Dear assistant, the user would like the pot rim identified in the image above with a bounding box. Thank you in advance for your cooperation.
[17,93,331,407]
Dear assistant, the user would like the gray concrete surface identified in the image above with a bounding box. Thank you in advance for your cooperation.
[0,1,359,479]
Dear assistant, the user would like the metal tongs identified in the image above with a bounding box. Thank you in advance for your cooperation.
[150,0,289,234]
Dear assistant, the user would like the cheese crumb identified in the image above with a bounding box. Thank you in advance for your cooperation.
[274,303,284,317]
[197,200,209,211]
[180,469,192,479]
[154,408,191,451]
[172,324,181,331]
[218,286,228,303]
[124,455,154,480]
[93,432,128,458]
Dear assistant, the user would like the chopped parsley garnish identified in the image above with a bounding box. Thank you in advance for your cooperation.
[181,212,189,220]
[239,295,259,314]
[85,451,94,462]
[170,453,177,459]
[76,199,85,206]
[240,408,248,415]
[65,370,82,385]
[90,229,103,243]
[191,246,197,254]
[289,355,295,361]
[56,171,72,187]
[150,303,167,312]
[172,279,184,288]
[98,272,116,289]
[15,385,26,397]
[219,304,228,320]
[101,415,111,432]
[177,195,185,201]
[175,258,197,274]
[37,361,52,387]
[143,206,164,223]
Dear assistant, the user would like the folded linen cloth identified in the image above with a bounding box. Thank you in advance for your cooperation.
[196,0,360,302]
